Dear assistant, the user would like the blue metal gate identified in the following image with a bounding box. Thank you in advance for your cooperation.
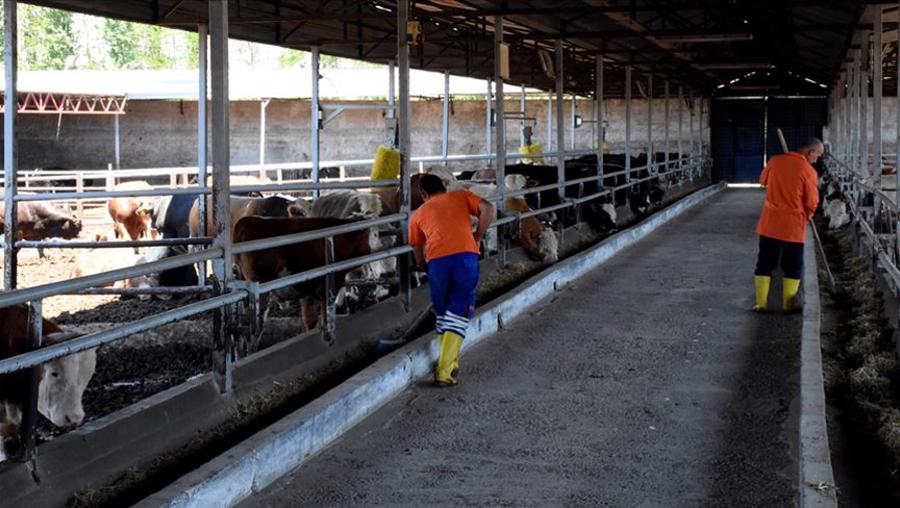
[711,98,826,183]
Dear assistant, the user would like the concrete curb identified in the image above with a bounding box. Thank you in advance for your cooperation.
[798,229,837,507]
[137,182,726,508]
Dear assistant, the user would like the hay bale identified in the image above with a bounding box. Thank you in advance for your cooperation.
[847,333,880,358]
[849,364,892,403]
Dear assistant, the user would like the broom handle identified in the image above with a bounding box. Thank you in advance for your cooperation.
[776,128,789,154]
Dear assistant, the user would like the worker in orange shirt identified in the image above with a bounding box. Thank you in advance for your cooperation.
[409,174,495,386]
[753,137,822,312]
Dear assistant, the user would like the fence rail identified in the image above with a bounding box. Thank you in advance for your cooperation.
[0,150,709,464]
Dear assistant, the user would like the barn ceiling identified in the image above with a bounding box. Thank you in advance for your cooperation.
[20,0,867,98]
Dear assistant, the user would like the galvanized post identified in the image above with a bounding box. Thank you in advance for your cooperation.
[388,59,395,119]
[874,9,883,224]
[20,300,42,463]
[311,46,321,197]
[861,31,871,178]
[494,16,507,267]
[647,72,653,174]
[520,84,527,148]
[689,90,695,178]
[114,113,121,169]
[555,40,565,199]
[398,0,412,311]
[664,80,670,176]
[198,23,209,287]
[596,56,604,183]
[486,78,493,165]
[625,66,632,182]
[259,98,269,178]
[570,94,577,151]
[4,0,18,291]
[547,94,553,152]
[678,86,684,172]
[323,237,336,342]
[442,70,450,165]
[209,0,233,394]
[896,2,900,255]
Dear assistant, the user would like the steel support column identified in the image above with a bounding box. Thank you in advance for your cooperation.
[555,40,565,198]
[486,78,493,165]
[259,98,269,178]
[570,94,577,151]
[678,86,683,166]
[664,80,670,173]
[398,0,411,311]
[311,47,321,196]
[520,84,527,148]
[198,23,209,286]
[209,0,233,393]
[442,70,450,165]
[114,114,121,169]
[596,57,603,180]
[4,0,18,291]
[494,16,507,266]
[647,73,653,173]
[861,32,870,177]
[875,8,883,190]
[625,66,632,181]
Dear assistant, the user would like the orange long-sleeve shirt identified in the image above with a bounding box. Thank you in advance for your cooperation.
[756,152,819,243]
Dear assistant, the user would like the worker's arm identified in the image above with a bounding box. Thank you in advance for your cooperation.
[473,198,495,245]
[803,171,820,221]
[413,244,426,270]
[759,163,771,187]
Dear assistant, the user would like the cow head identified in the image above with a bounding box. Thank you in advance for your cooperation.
[286,197,311,217]
[21,203,82,241]
[37,333,96,428]
[537,228,560,264]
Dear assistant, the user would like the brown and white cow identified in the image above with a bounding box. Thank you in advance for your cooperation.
[232,216,375,332]
[0,201,82,241]
[188,195,310,238]
[107,181,155,244]
[0,305,96,462]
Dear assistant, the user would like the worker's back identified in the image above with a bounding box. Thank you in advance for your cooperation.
[757,152,819,243]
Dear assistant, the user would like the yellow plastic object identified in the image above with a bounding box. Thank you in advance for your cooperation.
[517,143,545,164]
[371,145,401,180]
[783,277,801,312]
[753,275,771,312]
[603,140,610,154]
[435,331,463,386]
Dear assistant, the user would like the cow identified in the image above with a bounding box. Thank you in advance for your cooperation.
[0,201,82,243]
[188,195,310,239]
[372,173,426,215]
[0,304,96,462]
[107,181,155,248]
[311,190,391,310]
[70,235,166,300]
[232,216,376,333]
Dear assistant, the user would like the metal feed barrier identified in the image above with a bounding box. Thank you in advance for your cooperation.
[0,150,709,464]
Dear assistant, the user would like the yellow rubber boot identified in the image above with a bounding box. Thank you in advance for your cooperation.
[783,278,801,312]
[753,275,771,312]
[435,331,464,386]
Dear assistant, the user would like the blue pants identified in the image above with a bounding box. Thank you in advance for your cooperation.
[755,235,804,279]
[427,252,479,338]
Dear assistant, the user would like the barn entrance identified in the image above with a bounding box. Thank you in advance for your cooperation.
[710,97,827,183]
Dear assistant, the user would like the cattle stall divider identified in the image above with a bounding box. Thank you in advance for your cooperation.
[0,152,710,464]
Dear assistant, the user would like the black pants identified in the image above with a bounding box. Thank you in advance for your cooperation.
[755,235,804,279]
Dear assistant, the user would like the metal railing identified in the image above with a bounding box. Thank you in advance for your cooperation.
[0,149,709,463]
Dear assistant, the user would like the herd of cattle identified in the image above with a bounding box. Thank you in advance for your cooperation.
[0,155,680,462]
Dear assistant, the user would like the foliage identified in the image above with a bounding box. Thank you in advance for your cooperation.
[102,19,173,70]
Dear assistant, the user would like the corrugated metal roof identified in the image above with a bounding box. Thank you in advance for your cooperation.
[0,68,544,101]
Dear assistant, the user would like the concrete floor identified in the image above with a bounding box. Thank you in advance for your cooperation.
[239,189,801,508]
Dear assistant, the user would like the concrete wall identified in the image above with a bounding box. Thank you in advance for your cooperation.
[7,96,710,174]
[823,97,900,157]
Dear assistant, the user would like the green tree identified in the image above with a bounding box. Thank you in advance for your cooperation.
[183,31,199,69]
[102,18,137,68]
[278,48,306,68]
[20,5,75,70]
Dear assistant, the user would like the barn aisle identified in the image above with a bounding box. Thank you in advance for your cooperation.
[240,188,801,507]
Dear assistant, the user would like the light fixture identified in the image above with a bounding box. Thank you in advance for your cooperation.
[574,115,584,128]
[656,33,753,43]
